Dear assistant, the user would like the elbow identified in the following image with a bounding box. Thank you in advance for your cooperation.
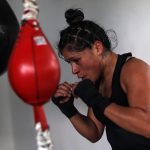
[90,139,100,143]
[87,134,102,143]
[90,129,104,143]
[88,138,99,143]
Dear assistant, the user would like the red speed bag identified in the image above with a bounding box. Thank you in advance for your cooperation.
[8,19,60,106]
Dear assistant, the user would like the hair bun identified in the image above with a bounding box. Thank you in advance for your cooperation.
[65,8,84,25]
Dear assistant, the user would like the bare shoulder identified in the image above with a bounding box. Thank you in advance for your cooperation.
[121,57,150,85]
[120,57,150,108]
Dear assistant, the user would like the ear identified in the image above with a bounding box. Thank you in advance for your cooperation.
[93,41,104,55]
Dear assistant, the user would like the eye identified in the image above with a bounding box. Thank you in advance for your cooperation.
[65,58,81,65]
[72,58,81,65]
[65,60,70,64]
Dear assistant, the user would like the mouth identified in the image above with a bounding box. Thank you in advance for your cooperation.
[80,76,88,80]
[77,74,91,80]
[77,76,85,80]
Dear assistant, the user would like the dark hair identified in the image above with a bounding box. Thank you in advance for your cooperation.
[57,8,111,57]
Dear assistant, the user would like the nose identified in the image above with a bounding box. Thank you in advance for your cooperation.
[71,63,79,75]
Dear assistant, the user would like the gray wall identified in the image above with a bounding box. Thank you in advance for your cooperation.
[0,0,150,150]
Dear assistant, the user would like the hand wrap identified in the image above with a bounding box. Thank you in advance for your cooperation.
[52,95,77,118]
[74,79,112,119]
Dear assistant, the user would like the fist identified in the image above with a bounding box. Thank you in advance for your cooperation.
[53,82,75,103]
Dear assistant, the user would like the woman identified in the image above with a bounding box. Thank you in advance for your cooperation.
[52,8,150,150]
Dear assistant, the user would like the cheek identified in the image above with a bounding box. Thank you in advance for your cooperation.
[85,59,101,79]
[82,60,100,73]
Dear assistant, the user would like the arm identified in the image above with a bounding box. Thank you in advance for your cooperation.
[52,82,104,142]
[104,58,150,138]
[70,107,104,143]
[74,59,150,138]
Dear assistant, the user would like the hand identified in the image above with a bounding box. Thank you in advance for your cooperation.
[70,82,79,98]
[52,82,78,118]
[74,79,111,115]
[74,79,98,106]
[53,82,73,102]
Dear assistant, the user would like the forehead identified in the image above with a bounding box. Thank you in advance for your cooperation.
[62,49,80,57]
[62,48,92,59]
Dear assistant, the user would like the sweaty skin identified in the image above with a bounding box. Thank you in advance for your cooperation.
[54,41,150,141]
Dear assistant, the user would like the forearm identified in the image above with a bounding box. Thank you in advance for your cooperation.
[70,112,104,143]
[104,103,150,138]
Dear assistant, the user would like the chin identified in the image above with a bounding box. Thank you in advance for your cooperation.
[91,77,100,84]
[86,78,95,83]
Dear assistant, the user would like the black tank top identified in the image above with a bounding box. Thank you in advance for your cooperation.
[105,53,150,150]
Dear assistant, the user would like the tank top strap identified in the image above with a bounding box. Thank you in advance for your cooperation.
[110,52,132,101]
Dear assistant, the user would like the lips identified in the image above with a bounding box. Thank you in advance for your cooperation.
[77,76,84,79]
[79,76,87,80]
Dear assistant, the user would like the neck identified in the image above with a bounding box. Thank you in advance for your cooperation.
[97,51,118,96]
[101,51,118,83]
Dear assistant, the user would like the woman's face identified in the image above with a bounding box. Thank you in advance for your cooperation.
[62,43,103,82]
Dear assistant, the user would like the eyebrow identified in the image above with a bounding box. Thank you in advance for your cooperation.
[65,57,79,62]
[65,57,74,62]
